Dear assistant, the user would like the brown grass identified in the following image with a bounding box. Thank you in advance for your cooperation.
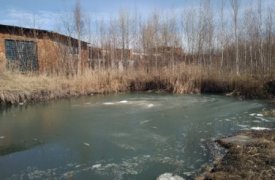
[0,63,272,105]
[198,130,275,180]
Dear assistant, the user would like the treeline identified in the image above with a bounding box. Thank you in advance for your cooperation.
[63,0,274,76]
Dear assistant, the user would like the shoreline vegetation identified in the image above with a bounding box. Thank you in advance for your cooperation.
[0,64,274,105]
[0,0,274,105]
[0,0,274,179]
[197,130,275,180]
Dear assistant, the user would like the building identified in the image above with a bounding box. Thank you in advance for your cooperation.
[0,24,89,74]
[88,47,134,70]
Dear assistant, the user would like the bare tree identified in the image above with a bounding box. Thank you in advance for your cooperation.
[265,8,273,74]
[74,0,85,74]
[220,0,225,69]
[231,0,240,75]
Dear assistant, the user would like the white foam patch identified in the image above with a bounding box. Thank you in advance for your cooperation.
[112,132,129,137]
[255,116,270,122]
[157,173,185,180]
[253,120,261,123]
[119,100,128,104]
[237,124,249,128]
[256,114,264,117]
[116,143,136,151]
[103,100,160,110]
[147,104,154,108]
[251,127,270,130]
[103,102,115,105]
[83,142,90,147]
[140,120,151,125]
[0,136,5,139]
[92,164,102,169]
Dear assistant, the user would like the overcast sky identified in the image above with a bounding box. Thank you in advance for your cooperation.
[0,0,274,32]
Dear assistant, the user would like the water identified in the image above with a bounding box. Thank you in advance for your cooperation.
[0,93,274,180]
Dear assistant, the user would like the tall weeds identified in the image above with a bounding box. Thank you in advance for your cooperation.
[0,63,272,105]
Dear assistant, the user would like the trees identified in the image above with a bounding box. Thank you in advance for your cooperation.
[219,0,225,69]
[74,0,85,74]
[61,0,274,77]
[231,0,240,75]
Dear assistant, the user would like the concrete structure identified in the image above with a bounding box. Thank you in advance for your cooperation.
[0,24,89,74]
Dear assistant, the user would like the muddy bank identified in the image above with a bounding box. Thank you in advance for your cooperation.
[198,130,275,180]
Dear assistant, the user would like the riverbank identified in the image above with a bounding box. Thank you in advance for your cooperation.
[197,130,275,180]
[0,64,274,105]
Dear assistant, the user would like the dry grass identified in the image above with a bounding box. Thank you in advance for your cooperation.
[198,130,275,180]
[0,63,272,105]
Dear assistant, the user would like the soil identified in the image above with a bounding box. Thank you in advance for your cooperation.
[197,130,275,180]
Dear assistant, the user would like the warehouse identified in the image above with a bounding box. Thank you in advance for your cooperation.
[0,24,89,74]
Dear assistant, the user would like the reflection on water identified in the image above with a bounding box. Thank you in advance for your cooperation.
[0,93,274,179]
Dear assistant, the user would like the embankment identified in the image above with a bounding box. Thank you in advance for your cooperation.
[0,64,274,105]
[197,130,275,180]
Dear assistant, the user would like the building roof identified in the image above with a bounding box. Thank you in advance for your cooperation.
[0,24,88,46]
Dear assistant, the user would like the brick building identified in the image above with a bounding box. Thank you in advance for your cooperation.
[0,24,89,74]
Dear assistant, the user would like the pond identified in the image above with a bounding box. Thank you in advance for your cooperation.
[0,93,274,179]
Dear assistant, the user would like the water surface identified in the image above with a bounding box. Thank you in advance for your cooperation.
[0,93,274,179]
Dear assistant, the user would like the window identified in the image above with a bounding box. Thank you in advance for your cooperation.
[5,40,38,71]
[69,46,79,55]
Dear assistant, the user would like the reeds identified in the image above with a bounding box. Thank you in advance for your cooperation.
[0,63,272,105]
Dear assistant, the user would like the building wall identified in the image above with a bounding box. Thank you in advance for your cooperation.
[0,32,88,74]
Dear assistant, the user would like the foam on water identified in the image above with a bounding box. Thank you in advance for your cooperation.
[157,173,185,180]
[251,127,270,130]
[255,116,270,122]
[116,143,136,151]
[237,124,249,128]
[91,164,102,169]
[112,132,129,137]
[119,100,128,104]
[103,102,115,105]
[1,94,272,180]
[147,104,154,108]
[140,120,151,125]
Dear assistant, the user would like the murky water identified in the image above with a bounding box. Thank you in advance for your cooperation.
[0,93,274,180]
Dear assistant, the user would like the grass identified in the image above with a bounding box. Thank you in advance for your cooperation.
[0,63,273,105]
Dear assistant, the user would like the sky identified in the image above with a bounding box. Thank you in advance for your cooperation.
[0,0,274,32]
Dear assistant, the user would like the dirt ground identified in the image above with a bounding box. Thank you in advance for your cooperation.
[197,130,275,180]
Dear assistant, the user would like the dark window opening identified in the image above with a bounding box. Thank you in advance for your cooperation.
[69,46,79,55]
[5,39,38,71]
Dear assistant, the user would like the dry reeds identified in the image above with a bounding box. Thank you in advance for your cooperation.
[0,63,272,105]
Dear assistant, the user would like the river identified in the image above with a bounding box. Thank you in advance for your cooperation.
[0,93,274,179]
